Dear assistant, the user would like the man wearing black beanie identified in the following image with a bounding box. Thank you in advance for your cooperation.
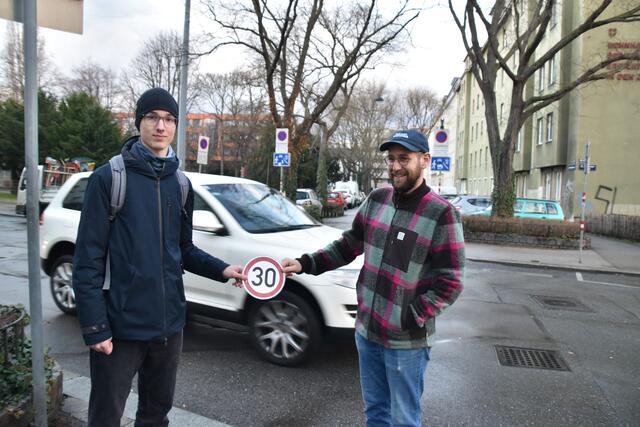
[73,87,246,426]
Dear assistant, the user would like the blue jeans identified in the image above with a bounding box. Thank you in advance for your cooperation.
[355,331,430,427]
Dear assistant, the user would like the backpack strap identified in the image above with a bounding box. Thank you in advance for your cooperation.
[176,169,189,209]
[108,154,127,221]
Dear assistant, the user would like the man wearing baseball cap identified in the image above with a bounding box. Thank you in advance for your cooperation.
[73,87,246,426]
[282,128,465,426]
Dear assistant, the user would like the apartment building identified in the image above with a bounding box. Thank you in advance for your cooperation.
[437,1,640,216]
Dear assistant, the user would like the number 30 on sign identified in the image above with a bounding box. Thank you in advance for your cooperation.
[242,256,285,300]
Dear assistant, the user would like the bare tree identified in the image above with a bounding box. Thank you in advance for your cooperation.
[199,69,267,175]
[396,87,441,132]
[63,61,122,110]
[332,81,396,193]
[202,0,420,196]
[449,0,640,217]
[121,30,200,113]
[0,22,59,100]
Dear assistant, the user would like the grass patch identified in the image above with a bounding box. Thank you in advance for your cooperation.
[0,192,16,202]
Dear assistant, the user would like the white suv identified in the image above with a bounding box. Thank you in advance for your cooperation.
[40,172,360,366]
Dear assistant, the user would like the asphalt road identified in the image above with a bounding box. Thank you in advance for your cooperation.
[1,213,639,426]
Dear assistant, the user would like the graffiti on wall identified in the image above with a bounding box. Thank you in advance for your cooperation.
[594,185,618,214]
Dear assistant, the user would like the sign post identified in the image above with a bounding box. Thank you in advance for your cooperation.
[275,128,289,194]
[197,136,209,173]
[578,142,596,264]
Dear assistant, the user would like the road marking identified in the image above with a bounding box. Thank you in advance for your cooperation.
[519,272,554,278]
[575,272,638,289]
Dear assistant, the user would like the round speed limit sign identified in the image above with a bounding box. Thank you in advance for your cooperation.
[242,256,285,300]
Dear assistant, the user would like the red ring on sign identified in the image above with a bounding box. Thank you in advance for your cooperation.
[242,256,285,300]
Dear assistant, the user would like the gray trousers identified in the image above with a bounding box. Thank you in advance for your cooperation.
[87,331,183,427]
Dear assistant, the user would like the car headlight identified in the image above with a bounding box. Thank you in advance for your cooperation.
[322,269,360,289]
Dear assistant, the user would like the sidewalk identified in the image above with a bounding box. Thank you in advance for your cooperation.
[57,371,230,426]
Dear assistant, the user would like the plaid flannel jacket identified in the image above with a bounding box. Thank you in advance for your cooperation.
[299,181,465,349]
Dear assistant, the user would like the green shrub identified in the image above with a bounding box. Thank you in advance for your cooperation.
[321,203,344,218]
[0,305,55,409]
[461,216,580,239]
[303,204,322,221]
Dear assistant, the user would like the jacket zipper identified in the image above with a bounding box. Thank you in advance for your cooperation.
[156,176,167,336]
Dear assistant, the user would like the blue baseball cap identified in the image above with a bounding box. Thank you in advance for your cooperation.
[379,129,429,153]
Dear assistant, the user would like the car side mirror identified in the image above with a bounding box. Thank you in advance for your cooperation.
[192,210,224,233]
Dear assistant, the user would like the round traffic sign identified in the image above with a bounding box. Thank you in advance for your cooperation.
[435,130,448,144]
[277,130,288,141]
[242,256,285,300]
[199,138,209,149]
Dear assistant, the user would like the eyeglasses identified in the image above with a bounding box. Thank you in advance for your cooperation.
[142,113,177,127]
[385,155,413,166]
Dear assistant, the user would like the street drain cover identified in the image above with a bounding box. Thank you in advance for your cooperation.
[495,346,570,371]
[530,295,593,312]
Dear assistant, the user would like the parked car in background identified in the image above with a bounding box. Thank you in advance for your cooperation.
[296,188,322,208]
[326,191,346,209]
[431,185,458,200]
[336,190,355,209]
[40,172,361,367]
[471,198,565,220]
[450,195,492,215]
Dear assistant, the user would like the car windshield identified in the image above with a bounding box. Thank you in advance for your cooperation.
[204,183,320,234]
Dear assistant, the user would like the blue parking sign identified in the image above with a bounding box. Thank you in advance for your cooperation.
[431,157,451,172]
[273,153,290,167]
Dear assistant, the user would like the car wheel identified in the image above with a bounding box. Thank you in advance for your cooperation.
[248,291,322,367]
[50,255,77,315]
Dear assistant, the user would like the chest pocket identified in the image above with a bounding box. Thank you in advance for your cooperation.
[382,226,418,272]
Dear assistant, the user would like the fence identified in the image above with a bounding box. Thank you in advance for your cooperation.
[586,213,640,241]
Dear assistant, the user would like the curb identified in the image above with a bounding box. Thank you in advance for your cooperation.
[61,372,232,427]
[467,257,640,277]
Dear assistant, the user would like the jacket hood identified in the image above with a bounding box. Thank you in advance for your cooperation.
[120,136,179,178]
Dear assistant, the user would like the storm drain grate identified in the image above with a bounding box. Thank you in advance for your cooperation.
[495,346,570,371]
[530,294,594,312]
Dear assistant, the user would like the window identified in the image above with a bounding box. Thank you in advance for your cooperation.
[485,147,489,169]
[555,172,562,201]
[548,55,556,86]
[502,30,507,49]
[544,173,552,199]
[516,129,523,152]
[546,203,558,215]
[500,103,504,124]
[477,94,480,110]
[546,113,554,143]
[536,117,544,145]
[62,178,89,211]
[538,66,545,92]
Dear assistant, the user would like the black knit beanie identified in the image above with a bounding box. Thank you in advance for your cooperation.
[135,87,179,130]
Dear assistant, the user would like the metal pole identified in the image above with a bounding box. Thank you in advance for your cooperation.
[176,0,190,170]
[579,141,590,264]
[24,1,47,425]
[280,166,284,194]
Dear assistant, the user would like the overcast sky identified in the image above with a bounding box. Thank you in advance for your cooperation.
[9,0,473,99]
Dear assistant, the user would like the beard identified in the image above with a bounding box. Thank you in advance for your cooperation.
[390,168,423,194]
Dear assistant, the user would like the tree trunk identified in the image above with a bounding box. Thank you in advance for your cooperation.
[493,139,516,217]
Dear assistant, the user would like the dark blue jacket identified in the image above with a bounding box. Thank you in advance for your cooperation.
[73,137,229,345]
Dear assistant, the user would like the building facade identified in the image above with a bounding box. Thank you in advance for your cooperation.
[435,1,640,217]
